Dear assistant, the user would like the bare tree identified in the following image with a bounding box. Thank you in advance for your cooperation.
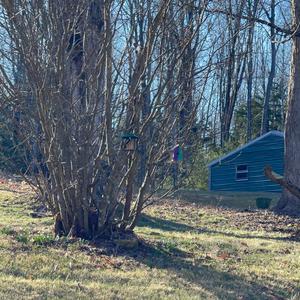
[0,0,213,238]
[217,0,248,145]
[246,0,259,141]
[261,0,277,135]
[273,0,300,214]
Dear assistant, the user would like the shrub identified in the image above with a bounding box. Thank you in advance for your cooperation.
[184,148,227,190]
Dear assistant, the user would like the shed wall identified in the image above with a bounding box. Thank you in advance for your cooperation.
[210,134,284,192]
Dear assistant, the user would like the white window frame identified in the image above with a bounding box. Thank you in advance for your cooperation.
[236,165,248,181]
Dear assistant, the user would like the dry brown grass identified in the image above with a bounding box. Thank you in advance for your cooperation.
[0,187,299,299]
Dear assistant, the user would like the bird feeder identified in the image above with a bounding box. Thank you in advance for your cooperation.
[172,144,183,161]
[122,133,139,151]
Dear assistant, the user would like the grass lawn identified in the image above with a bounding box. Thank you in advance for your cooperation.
[0,183,299,299]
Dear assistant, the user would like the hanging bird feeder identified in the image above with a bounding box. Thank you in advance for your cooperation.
[172,144,183,162]
[121,133,139,151]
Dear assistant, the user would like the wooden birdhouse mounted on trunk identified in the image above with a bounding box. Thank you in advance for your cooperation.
[122,133,139,151]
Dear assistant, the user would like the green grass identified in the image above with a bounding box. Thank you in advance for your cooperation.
[0,189,299,299]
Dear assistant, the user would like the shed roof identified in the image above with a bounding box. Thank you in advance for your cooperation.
[208,130,284,168]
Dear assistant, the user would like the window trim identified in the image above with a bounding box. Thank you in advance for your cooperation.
[236,164,248,181]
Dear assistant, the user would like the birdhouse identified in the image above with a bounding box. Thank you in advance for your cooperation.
[122,133,139,151]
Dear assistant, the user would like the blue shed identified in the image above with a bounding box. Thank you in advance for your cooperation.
[208,131,284,192]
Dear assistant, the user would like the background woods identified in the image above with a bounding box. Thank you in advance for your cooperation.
[0,0,297,238]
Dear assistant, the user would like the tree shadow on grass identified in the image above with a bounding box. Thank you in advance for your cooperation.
[139,214,299,242]
[119,216,296,299]
[138,214,195,232]
[85,213,297,299]
[197,227,300,242]
[121,240,288,300]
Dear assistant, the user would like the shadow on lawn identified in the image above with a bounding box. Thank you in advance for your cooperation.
[83,212,296,299]
[138,214,195,232]
[125,216,296,299]
[197,227,300,242]
[139,214,299,242]
[122,240,287,300]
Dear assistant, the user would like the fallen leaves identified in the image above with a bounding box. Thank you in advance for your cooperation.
[217,251,231,260]
[0,176,32,194]
[147,196,300,240]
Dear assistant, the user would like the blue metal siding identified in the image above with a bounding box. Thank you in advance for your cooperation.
[210,133,284,192]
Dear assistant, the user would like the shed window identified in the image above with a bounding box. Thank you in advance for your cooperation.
[236,165,248,181]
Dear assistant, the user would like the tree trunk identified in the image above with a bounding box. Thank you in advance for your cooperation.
[276,0,300,215]
[220,0,247,145]
[246,0,259,141]
[261,0,276,135]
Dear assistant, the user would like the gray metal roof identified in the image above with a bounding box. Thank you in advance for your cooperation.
[208,131,284,168]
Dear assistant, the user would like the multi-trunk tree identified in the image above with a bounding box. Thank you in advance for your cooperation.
[0,0,298,236]
[0,0,212,238]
